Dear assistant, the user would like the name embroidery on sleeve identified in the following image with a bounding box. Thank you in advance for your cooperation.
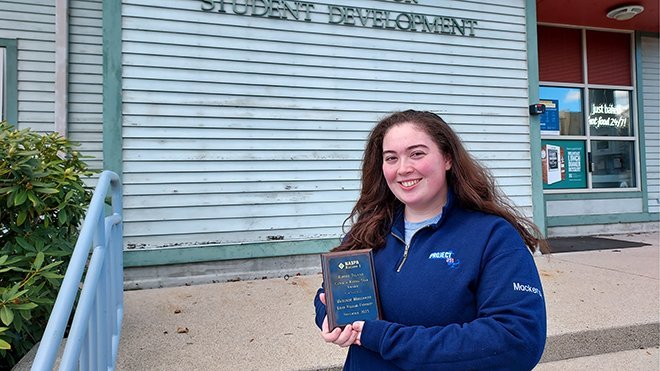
[512,282,543,298]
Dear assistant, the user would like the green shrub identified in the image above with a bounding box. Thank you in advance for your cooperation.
[0,121,95,368]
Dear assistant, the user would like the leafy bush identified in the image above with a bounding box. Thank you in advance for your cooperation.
[0,121,95,368]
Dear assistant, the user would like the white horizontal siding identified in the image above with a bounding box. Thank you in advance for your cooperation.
[121,0,533,248]
[642,36,660,213]
[0,0,55,132]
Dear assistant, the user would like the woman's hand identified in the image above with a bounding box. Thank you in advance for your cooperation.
[351,320,365,346]
[319,293,359,347]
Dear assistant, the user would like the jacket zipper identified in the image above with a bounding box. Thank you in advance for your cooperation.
[393,224,433,272]
[396,242,410,272]
[391,233,408,272]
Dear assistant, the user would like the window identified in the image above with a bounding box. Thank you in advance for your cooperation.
[538,26,638,191]
[539,86,584,136]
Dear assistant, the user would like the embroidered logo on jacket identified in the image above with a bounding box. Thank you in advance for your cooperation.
[428,251,460,269]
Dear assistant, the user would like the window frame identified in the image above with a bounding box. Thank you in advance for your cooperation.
[0,47,5,121]
[0,38,17,125]
[539,26,640,194]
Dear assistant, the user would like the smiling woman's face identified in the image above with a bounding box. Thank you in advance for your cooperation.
[381,122,452,222]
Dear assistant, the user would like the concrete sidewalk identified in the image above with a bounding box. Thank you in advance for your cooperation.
[115,232,660,371]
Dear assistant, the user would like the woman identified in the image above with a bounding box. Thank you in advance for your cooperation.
[314,110,547,370]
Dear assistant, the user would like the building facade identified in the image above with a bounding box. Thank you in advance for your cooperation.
[1,0,658,286]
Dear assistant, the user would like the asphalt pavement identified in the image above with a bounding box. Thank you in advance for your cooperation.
[115,232,660,371]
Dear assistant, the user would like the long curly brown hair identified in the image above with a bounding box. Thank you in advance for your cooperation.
[334,110,548,254]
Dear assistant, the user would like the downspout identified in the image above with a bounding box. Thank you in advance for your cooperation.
[55,0,69,137]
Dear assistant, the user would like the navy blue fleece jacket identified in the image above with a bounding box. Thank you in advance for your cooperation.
[314,193,546,370]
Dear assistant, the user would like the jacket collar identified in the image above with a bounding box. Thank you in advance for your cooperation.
[391,188,455,239]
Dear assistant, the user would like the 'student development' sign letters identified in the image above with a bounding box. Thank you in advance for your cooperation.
[199,0,479,37]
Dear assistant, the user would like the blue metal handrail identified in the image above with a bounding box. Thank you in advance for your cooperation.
[31,170,123,371]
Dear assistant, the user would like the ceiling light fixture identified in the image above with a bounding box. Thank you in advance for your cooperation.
[606,5,645,21]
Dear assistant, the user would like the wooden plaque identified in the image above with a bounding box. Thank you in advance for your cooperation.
[321,249,382,330]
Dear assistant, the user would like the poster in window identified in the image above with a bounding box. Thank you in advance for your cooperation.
[541,140,586,189]
[540,99,560,135]
[588,89,632,137]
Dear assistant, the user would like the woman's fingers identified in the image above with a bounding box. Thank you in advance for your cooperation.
[320,310,362,347]
[337,326,359,347]
[332,324,357,347]
[352,321,364,346]
[321,316,359,347]
[321,315,341,342]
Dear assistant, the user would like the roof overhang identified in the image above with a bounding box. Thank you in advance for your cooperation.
[536,0,659,33]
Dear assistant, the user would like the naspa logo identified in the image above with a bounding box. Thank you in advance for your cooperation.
[338,260,360,270]
[428,251,460,269]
